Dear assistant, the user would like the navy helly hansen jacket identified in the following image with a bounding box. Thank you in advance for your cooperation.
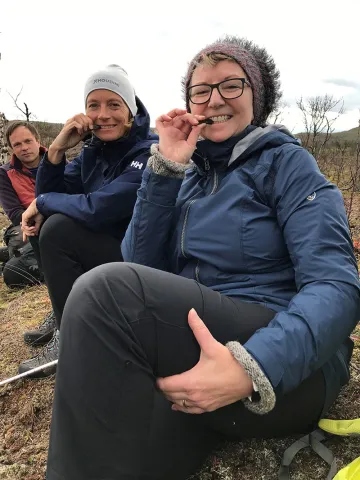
[35,97,158,239]
[123,125,360,411]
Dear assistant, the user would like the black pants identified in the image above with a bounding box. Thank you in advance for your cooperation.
[31,214,123,329]
[47,263,326,480]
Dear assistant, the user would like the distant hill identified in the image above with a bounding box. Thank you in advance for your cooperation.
[296,126,359,145]
[32,121,64,148]
[31,120,64,131]
[332,126,359,143]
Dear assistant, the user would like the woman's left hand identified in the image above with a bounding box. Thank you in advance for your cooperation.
[157,309,253,414]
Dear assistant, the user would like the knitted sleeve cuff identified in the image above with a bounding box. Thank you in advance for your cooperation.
[148,144,192,179]
[226,341,276,415]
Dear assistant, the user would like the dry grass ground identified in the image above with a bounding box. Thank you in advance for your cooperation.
[0,282,53,480]
[1,197,360,480]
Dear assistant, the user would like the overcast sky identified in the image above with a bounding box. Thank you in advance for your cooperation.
[1,0,359,133]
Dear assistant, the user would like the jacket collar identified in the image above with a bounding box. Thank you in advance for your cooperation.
[192,125,256,173]
[192,124,299,174]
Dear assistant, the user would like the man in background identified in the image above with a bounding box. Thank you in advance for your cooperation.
[0,121,55,345]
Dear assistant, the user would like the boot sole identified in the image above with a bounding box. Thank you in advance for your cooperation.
[18,364,57,378]
[23,331,55,347]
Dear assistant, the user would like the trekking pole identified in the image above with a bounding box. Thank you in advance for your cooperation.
[0,360,58,387]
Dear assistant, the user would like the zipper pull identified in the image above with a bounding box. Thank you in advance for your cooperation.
[204,157,210,172]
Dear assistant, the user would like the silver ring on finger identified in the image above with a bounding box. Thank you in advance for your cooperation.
[182,399,189,409]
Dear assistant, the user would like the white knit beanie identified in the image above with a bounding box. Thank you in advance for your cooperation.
[84,64,137,117]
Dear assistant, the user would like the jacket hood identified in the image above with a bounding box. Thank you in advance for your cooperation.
[228,124,299,166]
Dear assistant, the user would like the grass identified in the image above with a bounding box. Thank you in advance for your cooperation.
[1,206,360,479]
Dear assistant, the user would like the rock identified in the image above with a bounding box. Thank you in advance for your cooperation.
[0,113,9,165]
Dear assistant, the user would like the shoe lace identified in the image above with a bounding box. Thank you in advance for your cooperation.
[39,311,56,330]
[32,330,59,362]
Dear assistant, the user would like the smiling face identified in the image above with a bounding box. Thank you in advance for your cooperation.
[9,126,41,168]
[86,89,131,141]
[189,59,254,143]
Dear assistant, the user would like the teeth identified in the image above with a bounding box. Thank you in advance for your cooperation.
[209,115,231,123]
[100,125,116,129]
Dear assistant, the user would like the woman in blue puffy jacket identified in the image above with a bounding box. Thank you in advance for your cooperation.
[46,37,360,480]
[19,65,157,378]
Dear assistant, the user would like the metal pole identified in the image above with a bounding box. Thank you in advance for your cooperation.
[0,360,58,387]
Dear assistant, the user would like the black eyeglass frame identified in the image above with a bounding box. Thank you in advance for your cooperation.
[188,78,252,105]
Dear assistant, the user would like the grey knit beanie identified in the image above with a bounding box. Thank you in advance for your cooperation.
[183,36,282,127]
[84,64,137,117]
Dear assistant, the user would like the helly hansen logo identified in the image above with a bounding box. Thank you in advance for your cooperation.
[131,161,143,170]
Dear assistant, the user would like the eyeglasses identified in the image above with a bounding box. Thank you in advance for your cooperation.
[188,78,252,105]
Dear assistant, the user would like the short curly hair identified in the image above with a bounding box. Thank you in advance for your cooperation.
[182,35,282,127]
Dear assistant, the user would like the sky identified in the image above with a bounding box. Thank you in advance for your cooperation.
[1,0,360,133]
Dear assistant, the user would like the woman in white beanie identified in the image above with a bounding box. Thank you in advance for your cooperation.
[19,64,158,377]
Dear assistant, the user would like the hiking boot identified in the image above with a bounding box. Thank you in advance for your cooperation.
[18,330,59,378]
[23,310,57,346]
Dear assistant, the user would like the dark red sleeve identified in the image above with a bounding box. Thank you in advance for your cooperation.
[0,168,25,226]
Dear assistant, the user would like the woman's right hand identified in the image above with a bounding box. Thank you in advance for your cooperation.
[156,109,206,164]
[48,114,94,164]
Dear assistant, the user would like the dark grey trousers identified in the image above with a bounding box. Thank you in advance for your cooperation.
[30,214,123,328]
[47,263,325,480]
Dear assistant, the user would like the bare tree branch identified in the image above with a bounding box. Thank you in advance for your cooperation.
[296,94,344,159]
[7,87,33,121]
[268,101,289,125]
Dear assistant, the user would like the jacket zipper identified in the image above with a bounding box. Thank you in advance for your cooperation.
[204,157,210,172]
[181,164,219,282]
[210,170,218,195]
[180,157,210,258]
[181,199,197,258]
[195,170,219,282]
[195,260,200,282]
